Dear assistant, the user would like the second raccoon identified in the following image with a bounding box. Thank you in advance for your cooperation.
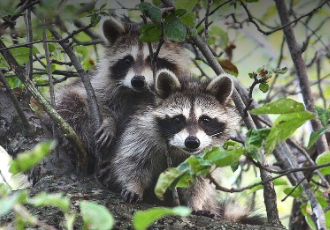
[98,70,264,224]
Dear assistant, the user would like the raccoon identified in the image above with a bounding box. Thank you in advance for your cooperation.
[99,70,264,224]
[50,17,190,169]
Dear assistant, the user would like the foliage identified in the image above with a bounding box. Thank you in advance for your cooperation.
[133,206,191,230]
[1,0,330,229]
[0,142,112,230]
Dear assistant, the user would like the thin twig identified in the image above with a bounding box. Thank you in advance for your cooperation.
[204,0,211,44]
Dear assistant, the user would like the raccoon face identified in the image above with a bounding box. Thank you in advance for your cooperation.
[102,18,185,92]
[154,70,238,155]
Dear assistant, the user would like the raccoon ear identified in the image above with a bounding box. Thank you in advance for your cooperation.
[206,73,234,103]
[103,17,128,45]
[155,70,181,99]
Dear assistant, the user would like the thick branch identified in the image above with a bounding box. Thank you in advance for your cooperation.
[274,0,329,155]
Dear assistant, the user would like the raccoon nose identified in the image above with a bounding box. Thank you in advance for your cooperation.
[185,136,200,149]
[131,76,145,88]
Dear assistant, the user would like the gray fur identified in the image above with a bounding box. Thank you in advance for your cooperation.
[49,17,190,170]
[99,70,243,218]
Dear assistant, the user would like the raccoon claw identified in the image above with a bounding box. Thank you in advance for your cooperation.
[192,210,215,218]
[95,121,115,150]
[121,189,143,203]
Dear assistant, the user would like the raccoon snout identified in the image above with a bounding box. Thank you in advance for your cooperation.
[131,76,145,88]
[185,136,201,149]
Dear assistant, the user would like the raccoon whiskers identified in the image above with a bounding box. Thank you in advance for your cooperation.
[209,131,223,137]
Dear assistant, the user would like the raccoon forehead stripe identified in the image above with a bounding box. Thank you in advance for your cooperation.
[153,104,191,119]
[194,99,228,121]
[130,46,139,60]
[194,106,228,120]
[142,44,150,60]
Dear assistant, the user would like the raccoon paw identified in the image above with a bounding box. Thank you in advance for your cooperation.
[192,210,215,218]
[121,189,143,203]
[95,119,115,150]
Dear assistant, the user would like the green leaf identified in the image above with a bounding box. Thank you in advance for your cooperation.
[273,67,287,74]
[174,0,198,12]
[246,128,271,148]
[185,155,211,176]
[152,0,162,6]
[28,192,70,213]
[179,12,196,28]
[148,6,162,23]
[9,141,56,174]
[139,2,152,15]
[75,46,89,60]
[139,24,162,43]
[0,190,29,216]
[259,83,269,93]
[245,128,271,161]
[174,9,187,17]
[208,26,228,49]
[164,18,186,42]
[64,213,76,230]
[133,206,191,230]
[251,98,306,115]
[0,46,39,67]
[315,151,330,176]
[155,168,189,200]
[204,146,244,167]
[0,183,11,196]
[307,126,328,149]
[283,185,303,198]
[231,161,240,172]
[326,210,330,229]
[315,106,330,126]
[91,14,101,27]
[80,201,114,230]
[306,214,317,230]
[316,196,328,209]
[165,11,176,24]
[48,44,55,53]
[265,111,314,153]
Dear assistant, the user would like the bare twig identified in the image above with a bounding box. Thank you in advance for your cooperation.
[241,0,329,36]
[316,59,327,109]
[43,23,58,156]
[0,0,41,35]
[0,24,95,52]
[204,0,211,44]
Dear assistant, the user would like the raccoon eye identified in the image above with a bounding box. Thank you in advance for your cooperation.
[172,116,184,124]
[124,58,131,65]
[122,56,133,67]
[200,116,211,124]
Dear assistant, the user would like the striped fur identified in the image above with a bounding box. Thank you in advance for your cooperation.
[48,17,191,171]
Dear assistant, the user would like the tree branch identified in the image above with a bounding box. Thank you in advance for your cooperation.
[47,24,101,165]
[0,38,89,175]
